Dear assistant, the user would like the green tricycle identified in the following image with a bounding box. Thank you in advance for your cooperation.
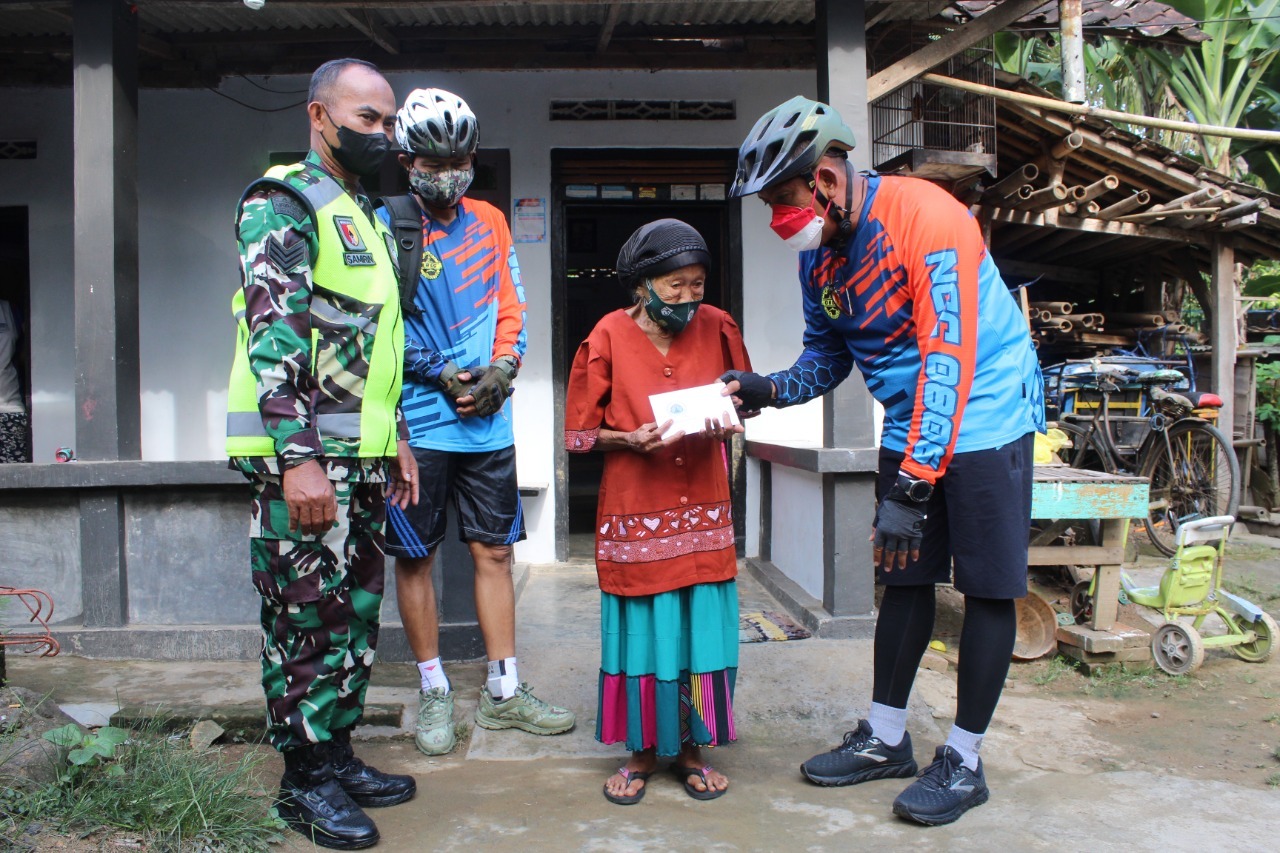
[1070,515,1277,675]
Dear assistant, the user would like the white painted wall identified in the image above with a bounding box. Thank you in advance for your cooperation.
[1,68,827,565]
[770,466,826,601]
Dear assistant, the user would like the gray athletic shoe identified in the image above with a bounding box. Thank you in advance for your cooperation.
[475,683,576,735]
[414,688,456,756]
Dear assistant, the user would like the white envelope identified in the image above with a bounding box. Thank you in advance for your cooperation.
[648,382,741,440]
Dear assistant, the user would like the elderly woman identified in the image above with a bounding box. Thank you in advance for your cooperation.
[565,219,752,805]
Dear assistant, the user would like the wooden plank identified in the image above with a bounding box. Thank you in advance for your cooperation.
[1028,545,1124,566]
[1090,519,1129,631]
[1031,480,1149,519]
[980,206,1204,246]
[867,0,1045,100]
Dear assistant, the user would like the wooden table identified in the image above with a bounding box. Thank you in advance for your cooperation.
[1029,465,1149,632]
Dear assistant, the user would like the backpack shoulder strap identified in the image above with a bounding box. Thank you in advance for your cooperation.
[376,194,425,316]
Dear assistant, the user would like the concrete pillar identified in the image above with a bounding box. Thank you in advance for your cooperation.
[73,0,139,627]
[73,0,140,463]
[1211,237,1237,436]
[817,0,878,620]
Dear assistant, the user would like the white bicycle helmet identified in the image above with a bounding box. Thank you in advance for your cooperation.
[395,88,479,159]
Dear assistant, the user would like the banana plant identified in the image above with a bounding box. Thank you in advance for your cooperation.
[1143,0,1280,174]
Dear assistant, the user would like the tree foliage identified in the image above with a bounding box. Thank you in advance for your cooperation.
[994,0,1280,189]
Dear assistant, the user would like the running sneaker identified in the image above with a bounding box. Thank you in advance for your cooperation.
[892,745,990,826]
[475,683,576,735]
[414,688,456,756]
[800,719,918,786]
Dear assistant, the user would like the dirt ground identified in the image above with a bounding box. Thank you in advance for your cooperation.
[933,535,1280,791]
[6,537,1279,850]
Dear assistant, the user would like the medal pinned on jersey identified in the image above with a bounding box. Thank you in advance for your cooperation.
[420,250,444,280]
[334,215,375,266]
[821,284,842,319]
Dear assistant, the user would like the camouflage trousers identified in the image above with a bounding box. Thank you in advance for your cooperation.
[247,472,387,752]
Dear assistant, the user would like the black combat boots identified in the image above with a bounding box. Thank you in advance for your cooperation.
[276,743,380,850]
[329,727,418,807]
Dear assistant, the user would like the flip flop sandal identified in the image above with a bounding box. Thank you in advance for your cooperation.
[602,767,651,805]
[674,764,727,801]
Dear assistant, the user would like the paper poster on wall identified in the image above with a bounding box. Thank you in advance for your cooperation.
[513,197,547,243]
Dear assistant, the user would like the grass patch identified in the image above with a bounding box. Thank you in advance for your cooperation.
[1267,771,1280,789]
[1032,655,1079,685]
[1223,572,1280,609]
[0,718,284,851]
[1079,665,1195,699]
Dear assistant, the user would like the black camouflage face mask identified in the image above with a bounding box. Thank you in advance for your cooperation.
[642,280,701,334]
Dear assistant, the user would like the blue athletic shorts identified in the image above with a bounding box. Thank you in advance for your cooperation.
[384,444,526,559]
[875,432,1033,599]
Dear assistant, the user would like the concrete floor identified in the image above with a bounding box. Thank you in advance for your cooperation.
[8,561,1280,852]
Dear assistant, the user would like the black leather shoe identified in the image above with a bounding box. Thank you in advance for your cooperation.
[277,745,380,850]
[330,730,417,808]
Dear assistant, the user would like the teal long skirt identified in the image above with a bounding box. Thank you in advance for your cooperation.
[596,579,739,757]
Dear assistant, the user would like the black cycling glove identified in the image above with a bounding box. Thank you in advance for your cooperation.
[470,356,519,417]
[719,370,775,413]
[873,479,928,569]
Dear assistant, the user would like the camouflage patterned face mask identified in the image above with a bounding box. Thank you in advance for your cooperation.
[409,166,474,208]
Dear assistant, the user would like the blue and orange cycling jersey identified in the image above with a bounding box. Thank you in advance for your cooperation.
[769,174,1044,483]
[376,197,528,453]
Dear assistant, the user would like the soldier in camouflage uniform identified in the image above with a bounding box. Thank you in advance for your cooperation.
[226,58,418,851]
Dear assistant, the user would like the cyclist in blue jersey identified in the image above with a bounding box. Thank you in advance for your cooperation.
[723,96,1044,826]
[377,89,574,758]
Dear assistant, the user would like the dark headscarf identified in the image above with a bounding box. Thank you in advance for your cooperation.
[615,218,712,290]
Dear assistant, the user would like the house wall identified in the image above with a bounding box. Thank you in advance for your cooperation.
[0,69,825,566]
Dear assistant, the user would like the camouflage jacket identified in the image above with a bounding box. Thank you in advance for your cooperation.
[231,151,407,479]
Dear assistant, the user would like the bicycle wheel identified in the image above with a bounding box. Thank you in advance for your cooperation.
[1053,421,1117,473]
[1139,420,1241,556]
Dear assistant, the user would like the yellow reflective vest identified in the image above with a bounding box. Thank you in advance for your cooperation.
[225,162,403,460]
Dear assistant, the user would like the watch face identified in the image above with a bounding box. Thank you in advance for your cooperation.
[907,480,932,501]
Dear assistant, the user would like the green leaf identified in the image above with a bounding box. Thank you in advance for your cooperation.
[93,726,129,748]
[41,723,85,748]
[107,764,126,777]
[68,746,94,766]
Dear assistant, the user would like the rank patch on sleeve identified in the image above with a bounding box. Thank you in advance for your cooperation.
[266,234,308,273]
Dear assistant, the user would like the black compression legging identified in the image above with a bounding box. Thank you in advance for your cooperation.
[871,585,1017,734]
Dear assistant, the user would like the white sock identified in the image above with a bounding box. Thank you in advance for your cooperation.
[867,702,908,747]
[416,658,449,693]
[487,657,519,700]
[945,724,985,771]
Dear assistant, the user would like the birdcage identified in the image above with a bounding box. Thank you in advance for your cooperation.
[869,24,998,184]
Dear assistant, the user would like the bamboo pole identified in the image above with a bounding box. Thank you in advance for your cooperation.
[1211,197,1270,222]
[1149,186,1222,212]
[1051,132,1084,159]
[921,73,1280,143]
[984,164,1040,200]
[1117,206,1221,222]
[1096,191,1150,220]
[1031,301,1074,315]
[1017,184,1070,211]
[1076,175,1119,203]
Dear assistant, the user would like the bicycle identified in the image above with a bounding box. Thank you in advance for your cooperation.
[1050,360,1240,557]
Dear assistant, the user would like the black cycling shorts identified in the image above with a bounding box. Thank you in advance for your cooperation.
[875,432,1033,599]
[384,444,526,559]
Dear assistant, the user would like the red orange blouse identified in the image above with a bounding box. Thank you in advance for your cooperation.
[565,306,752,597]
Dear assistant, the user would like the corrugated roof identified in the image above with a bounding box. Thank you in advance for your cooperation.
[956,0,1208,43]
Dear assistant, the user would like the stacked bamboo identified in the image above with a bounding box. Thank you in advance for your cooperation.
[1029,304,1204,353]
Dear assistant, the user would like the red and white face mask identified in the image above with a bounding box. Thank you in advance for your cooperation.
[769,191,827,251]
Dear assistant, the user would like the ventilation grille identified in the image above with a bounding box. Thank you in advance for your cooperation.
[550,100,735,121]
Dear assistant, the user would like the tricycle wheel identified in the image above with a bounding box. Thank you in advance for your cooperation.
[1229,612,1278,664]
[1070,580,1094,625]
[1151,622,1205,675]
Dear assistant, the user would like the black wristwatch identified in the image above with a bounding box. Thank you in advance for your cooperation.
[895,474,934,503]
